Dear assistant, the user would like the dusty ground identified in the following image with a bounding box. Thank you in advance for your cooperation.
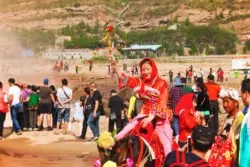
[0,56,245,167]
[0,118,109,167]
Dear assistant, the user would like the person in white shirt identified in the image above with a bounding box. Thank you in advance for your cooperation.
[55,79,72,134]
[8,78,22,135]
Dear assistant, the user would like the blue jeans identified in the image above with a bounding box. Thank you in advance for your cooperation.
[57,108,70,123]
[87,112,100,137]
[11,103,22,132]
[171,116,179,137]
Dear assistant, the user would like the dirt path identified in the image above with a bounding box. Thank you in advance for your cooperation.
[0,137,97,167]
[0,116,110,167]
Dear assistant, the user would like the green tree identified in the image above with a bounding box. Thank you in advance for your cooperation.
[185,25,237,55]
[188,43,198,55]
[214,29,237,54]
[177,45,184,56]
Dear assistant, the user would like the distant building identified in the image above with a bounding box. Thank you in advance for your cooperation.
[43,49,93,60]
[122,44,162,58]
[122,44,162,51]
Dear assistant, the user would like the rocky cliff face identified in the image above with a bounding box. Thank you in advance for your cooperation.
[0,0,249,34]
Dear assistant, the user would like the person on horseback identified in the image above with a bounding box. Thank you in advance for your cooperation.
[112,58,173,158]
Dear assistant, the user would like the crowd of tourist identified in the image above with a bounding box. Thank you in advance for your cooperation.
[1,59,250,167]
[0,78,73,137]
[169,66,225,84]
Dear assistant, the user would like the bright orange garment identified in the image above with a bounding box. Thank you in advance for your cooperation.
[120,58,170,120]
[205,82,221,101]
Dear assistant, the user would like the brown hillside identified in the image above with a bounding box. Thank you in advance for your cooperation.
[0,0,249,34]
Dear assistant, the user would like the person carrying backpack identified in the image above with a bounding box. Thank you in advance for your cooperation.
[164,125,215,167]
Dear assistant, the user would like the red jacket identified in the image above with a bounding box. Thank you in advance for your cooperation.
[179,108,198,142]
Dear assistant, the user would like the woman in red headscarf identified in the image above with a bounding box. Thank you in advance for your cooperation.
[112,58,173,157]
[175,93,201,148]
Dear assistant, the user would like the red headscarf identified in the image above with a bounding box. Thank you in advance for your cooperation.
[139,58,158,83]
[174,93,195,115]
[139,58,159,93]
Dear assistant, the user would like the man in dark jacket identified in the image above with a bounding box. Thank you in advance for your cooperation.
[108,89,124,133]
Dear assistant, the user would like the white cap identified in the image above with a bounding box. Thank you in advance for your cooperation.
[220,88,240,102]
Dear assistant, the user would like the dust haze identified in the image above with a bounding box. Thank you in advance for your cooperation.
[0,31,55,90]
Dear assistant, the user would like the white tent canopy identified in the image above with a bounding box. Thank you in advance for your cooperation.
[122,44,162,51]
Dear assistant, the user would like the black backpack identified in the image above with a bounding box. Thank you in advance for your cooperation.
[169,151,209,167]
